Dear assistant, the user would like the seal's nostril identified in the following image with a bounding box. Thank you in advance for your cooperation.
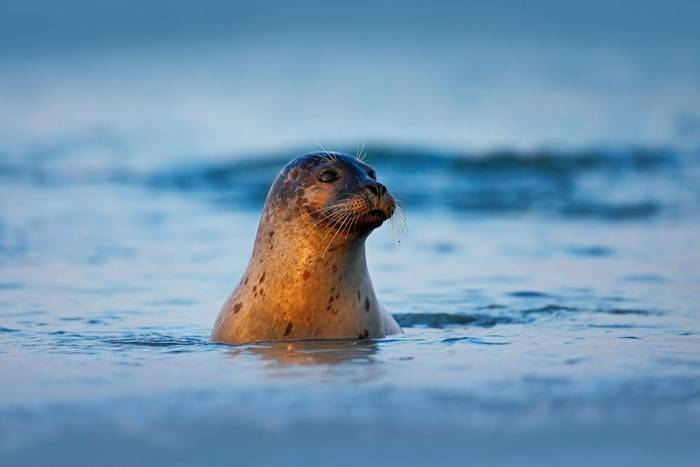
[366,182,386,199]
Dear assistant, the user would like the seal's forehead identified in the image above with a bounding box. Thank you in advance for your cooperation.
[284,151,373,174]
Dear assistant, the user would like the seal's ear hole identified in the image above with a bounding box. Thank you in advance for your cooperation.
[318,169,340,183]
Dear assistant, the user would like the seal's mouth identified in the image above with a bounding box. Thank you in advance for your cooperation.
[313,191,395,236]
[355,201,394,230]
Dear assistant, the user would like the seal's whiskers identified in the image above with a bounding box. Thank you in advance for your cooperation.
[316,143,337,162]
[389,200,407,241]
[310,200,349,214]
[321,209,351,238]
[315,206,350,230]
[355,144,367,162]
[322,211,354,257]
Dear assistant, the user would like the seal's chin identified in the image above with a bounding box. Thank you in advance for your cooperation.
[360,209,390,227]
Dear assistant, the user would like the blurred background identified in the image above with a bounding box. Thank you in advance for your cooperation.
[2,0,700,159]
[1,1,700,466]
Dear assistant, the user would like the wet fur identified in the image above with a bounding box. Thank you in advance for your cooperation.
[211,151,402,344]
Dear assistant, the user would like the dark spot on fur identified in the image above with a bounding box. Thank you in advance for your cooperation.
[303,270,311,280]
[244,276,249,285]
[329,296,334,303]
[233,303,242,314]
[331,286,335,292]
[358,329,369,340]
[326,305,331,311]
[332,264,337,273]
[335,293,340,300]
[259,287,264,296]
[365,297,370,312]
[253,285,257,293]
[268,231,275,239]
[259,272,266,284]
[284,321,293,336]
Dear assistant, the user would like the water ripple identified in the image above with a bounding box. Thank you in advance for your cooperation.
[394,313,524,328]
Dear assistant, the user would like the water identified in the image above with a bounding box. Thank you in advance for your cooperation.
[2,143,700,466]
[2,1,700,464]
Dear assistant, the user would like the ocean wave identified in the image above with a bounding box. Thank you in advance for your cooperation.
[394,312,524,328]
[3,144,696,220]
[393,304,661,329]
[143,146,689,220]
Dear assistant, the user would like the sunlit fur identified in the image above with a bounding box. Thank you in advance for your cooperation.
[211,151,402,344]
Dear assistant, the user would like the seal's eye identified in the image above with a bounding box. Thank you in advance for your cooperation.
[318,169,340,183]
[368,170,377,180]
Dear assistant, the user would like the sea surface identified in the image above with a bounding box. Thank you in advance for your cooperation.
[2,2,700,464]
[1,144,700,466]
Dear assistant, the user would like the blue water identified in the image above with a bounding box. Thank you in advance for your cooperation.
[2,1,700,465]
[2,142,700,466]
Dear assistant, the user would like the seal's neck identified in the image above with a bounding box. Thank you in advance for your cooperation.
[247,217,370,298]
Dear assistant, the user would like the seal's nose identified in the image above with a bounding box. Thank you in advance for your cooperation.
[365,182,387,199]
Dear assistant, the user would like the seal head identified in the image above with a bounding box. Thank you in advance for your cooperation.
[275,151,395,242]
[211,151,402,344]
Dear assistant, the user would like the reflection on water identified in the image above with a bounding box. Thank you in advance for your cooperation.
[227,340,379,368]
